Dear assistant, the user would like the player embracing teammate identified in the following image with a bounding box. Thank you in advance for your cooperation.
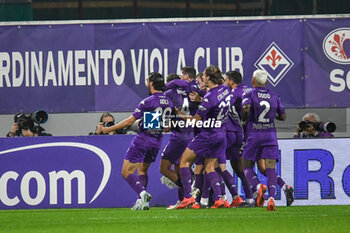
[102,72,174,210]
[107,67,293,211]
[174,68,293,210]
[175,65,231,209]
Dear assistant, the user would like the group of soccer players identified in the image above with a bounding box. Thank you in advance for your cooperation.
[102,65,294,211]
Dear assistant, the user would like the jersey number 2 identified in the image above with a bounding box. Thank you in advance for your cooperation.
[258,100,270,123]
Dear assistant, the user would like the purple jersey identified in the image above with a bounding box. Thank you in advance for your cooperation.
[233,84,253,120]
[166,79,189,90]
[188,79,206,97]
[166,79,205,97]
[226,84,252,132]
[226,87,241,132]
[132,92,174,149]
[188,85,229,160]
[166,79,204,136]
[165,85,196,139]
[242,86,285,145]
[196,85,230,136]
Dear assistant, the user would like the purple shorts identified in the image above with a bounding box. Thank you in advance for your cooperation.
[242,136,278,162]
[218,152,226,164]
[188,132,226,161]
[161,137,190,165]
[226,131,243,161]
[194,152,226,165]
[125,145,159,163]
[194,156,204,165]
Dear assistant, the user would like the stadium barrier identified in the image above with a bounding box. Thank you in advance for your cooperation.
[0,135,349,209]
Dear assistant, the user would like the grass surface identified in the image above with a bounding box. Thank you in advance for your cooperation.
[0,205,349,233]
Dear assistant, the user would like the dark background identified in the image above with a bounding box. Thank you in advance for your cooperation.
[1,0,350,22]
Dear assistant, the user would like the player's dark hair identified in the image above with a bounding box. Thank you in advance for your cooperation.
[148,72,165,91]
[226,70,242,84]
[204,65,223,85]
[181,66,196,80]
[166,73,180,83]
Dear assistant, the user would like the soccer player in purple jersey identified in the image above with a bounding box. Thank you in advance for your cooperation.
[180,66,203,95]
[175,65,230,209]
[160,73,197,209]
[196,82,242,209]
[228,71,293,206]
[224,71,254,207]
[102,72,174,211]
[164,70,207,208]
[241,70,286,211]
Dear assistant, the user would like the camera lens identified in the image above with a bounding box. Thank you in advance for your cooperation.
[33,110,48,124]
[320,122,336,133]
[103,121,115,127]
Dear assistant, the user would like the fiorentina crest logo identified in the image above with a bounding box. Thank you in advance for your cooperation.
[323,28,350,65]
[254,42,294,87]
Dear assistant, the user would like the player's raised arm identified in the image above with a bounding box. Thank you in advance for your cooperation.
[102,115,136,134]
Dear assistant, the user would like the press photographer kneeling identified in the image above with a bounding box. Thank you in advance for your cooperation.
[7,110,52,137]
[294,113,335,138]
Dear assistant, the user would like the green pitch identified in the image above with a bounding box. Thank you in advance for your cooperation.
[0,205,349,233]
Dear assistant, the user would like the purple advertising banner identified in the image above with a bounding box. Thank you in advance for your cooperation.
[1,135,349,209]
[0,16,349,114]
[0,135,177,209]
[304,18,350,107]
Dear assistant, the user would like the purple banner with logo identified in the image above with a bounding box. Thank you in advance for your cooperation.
[304,18,350,107]
[0,135,177,209]
[0,16,349,113]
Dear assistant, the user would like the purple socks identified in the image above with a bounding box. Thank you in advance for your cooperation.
[207,171,222,201]
[216,167,238,197]
[194,174,203,203]
[138,174,148,189]
[180,167,193,198]
[277,175,286,188]
[266,168,277,198]
[215,168,227,196]
[237,171,253,199]
[244,167,260,189]
[125,174,144,195]
[201,172,210,199]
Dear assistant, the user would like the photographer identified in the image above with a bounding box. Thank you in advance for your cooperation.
[92,112,129,135]
[7,111,52,137]
[294,113,335,138]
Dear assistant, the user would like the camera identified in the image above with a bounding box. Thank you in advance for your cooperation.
[298,121,336,133]
[13,110,50,136]
[102,121,115,127]
[14,113,34,132]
